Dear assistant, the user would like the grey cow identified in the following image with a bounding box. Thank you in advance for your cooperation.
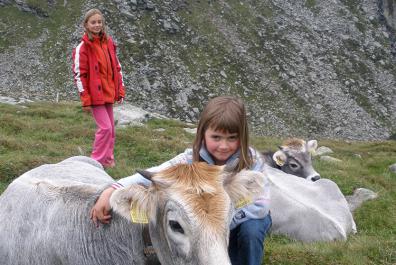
[260,139,357,242]
[262,138,321,181]
[0,156,266,265]
[261,138,373,242]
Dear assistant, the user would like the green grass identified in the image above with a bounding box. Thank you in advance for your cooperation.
[0,6,44,51]
[257,138,396,264]
[0,101,395,264]
[0,101,193,184]
[305,0,319,14]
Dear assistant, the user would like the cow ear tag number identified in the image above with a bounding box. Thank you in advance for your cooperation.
[130,205,148,224]
[236,197,252,208]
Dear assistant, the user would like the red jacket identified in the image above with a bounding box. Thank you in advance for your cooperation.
[72,33,125,106]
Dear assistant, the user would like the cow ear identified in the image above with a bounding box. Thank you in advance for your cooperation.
[223,169,266,206]
[109,185,154,223]
[307,140,318,155]
[273,150,287,166]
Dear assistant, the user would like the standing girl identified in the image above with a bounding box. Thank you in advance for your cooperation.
[72,8,125,168]
[90,96,271,265]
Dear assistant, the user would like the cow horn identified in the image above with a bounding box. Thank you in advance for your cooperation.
[136,169,154,180]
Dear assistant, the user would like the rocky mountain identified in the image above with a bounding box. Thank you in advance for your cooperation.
[0,0,395,140]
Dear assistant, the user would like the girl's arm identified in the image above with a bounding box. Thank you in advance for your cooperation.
[115,56,125,99]
[116,151,191,187]
[229,147,271,229]
[90,186,114,227]
[90,149,192,225]
[72,43,91,106]
[111,39,125,99]
[230,180,271,229]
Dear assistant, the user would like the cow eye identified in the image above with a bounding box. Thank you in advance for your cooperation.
[169,220,184,234]
[289,162,299,170]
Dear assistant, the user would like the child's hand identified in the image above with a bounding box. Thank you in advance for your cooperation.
[82,106,91,112]
[90,187,115,227]
[117,97,124,104]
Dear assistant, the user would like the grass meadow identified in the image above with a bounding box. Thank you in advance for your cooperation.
[0,101,395,264]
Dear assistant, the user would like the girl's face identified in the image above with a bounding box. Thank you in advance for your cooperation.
[85,14,103,35]
[204,127,240,165]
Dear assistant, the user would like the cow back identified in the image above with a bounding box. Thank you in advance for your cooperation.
[264,165,356,242]
[0,156,148,265]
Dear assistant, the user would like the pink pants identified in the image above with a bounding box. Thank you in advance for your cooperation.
[90,104,115,167]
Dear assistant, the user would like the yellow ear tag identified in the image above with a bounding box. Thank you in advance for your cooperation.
[236,197,252,209]
[275,157,285,167]
[130,205,148,224]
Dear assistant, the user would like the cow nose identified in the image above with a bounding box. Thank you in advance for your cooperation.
[311,175,320,182]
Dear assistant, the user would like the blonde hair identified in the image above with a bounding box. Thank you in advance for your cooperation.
[192,96,252,171]
[82,8,107,41]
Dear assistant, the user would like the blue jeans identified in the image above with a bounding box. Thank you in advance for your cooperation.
[228,213,272,265]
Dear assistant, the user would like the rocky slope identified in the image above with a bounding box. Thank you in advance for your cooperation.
[0,0,395,140]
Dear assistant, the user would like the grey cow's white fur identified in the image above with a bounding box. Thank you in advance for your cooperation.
[0,156,267,265]
[266,165,357,242]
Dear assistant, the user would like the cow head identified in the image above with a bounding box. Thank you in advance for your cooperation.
[109,162,266,265]
[272,138,320,181]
